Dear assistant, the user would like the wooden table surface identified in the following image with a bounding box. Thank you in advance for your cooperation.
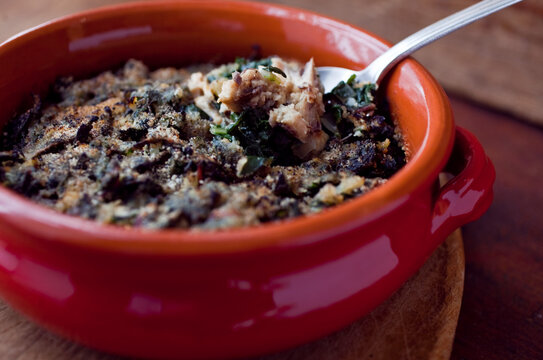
[450,98,543,360]
[1,2,543,359]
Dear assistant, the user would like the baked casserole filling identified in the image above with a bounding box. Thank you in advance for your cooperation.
[0,57,406,229]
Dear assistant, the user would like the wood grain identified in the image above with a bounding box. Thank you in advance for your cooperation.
[450,97,543,360]
[0,232,464,360]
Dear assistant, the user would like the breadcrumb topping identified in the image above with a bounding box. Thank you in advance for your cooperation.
[0,57,406,230]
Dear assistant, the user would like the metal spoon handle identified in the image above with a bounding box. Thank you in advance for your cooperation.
[358,0,522,84]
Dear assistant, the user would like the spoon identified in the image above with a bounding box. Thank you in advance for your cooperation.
[317,0,523,93]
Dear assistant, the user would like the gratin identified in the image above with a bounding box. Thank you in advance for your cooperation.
[0,56,406,229]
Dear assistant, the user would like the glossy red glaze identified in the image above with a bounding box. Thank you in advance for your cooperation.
[0,1,495,359]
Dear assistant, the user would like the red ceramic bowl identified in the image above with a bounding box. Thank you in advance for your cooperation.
[0,1,494,359]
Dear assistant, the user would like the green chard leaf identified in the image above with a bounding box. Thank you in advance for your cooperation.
[209,125,232,141]
[357,83,376,104]
[330,78,376,107]
[238,156,272,176]
[209,108,297,166]
[260,65,287,78]
[331,80,356,100]
[209,112,244,141]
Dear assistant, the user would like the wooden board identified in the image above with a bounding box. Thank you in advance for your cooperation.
[0,230,464,360]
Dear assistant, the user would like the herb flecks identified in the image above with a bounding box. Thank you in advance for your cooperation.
[209,57,275,81]
[234,57,272,72]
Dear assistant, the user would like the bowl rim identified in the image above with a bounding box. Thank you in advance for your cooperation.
[0,0,454,255]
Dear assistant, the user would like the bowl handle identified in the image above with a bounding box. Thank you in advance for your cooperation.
[431,126,496,241]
